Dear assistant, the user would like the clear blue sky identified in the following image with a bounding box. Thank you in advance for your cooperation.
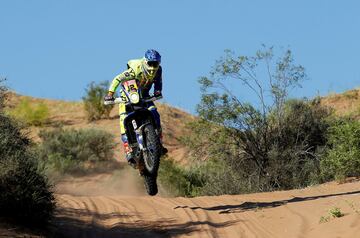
[1,0,359,113]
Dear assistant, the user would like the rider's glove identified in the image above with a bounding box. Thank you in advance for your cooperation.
[154,91,162,98]
[104,94,114,101]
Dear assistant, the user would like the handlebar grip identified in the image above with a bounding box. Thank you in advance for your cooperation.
[104,100,115,105]
[114,98,125,104]
[144,96,163,102]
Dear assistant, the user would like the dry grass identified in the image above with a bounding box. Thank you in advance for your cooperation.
[320,88,360,120]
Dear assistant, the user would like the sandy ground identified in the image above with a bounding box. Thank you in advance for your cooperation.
[53,167,360,238]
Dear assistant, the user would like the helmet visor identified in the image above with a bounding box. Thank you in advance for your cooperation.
[142,60,159,79]
[146,61,160,68]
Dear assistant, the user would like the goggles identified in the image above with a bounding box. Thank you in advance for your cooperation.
[146,61,160,68]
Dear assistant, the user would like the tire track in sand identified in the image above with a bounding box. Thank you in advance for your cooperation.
[54,177,360,238]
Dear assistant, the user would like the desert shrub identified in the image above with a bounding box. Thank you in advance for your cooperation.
[158,157,250,197]
[0,113,55,225]
[83,80,114,121]
[192,159,250,196]
[184,98,331,194]
[263,99,332,189]
[320,120,360,181]
[37,127,116,174]
[343,89,359,100]
[0,78,7,110]
[329,207,344,218]
[158,158,198,197]
[181,47,336,194]
[10,98,49,126]
[41,153,83,175]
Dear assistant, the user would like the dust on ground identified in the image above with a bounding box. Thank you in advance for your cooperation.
[56,165,147,197]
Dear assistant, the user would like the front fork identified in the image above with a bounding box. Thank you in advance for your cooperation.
[133,120,148,151]
[132,120,150,170]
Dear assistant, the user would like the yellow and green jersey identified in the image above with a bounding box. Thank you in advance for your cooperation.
[109,58,162,96]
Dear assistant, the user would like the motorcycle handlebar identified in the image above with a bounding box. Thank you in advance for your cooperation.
[104,96,163,106]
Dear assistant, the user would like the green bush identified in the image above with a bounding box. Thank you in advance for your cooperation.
[158,158,198,197]
[10,98,49,126]
[263,99,332,189]
[158,157,250,197]
[183,98,332,194]
[158,157,204,197]
[37,127,116,174]
[321,120,360,181]
[83,81,114,121]
[343,89,358,100]
[0,78,7,110]
[329,207,344,218]
[0,113,55,225]
[191,159,250,196]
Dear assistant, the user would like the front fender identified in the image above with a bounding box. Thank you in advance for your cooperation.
[134,122,151,151]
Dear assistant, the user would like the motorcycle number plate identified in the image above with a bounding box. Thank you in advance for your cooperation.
[123,80,138,92]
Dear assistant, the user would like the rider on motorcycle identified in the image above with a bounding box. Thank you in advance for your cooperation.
[104,49,167,166]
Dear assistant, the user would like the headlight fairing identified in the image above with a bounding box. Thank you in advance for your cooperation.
[129,92,140,104]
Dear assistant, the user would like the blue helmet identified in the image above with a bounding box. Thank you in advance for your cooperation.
[145,49,161,64]
[142,49,161,80]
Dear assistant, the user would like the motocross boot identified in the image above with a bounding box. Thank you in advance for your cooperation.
[158,129,168,155]
[161,144,168,155]
[127,158,137,169]
[124,142,136,169]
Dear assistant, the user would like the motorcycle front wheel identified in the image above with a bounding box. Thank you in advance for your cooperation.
[143,124,161,175]
[143,172,158,196]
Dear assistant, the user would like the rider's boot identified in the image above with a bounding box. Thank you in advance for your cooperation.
[161,144,168,155]
[158,129,168,156]
[138,162,145,176]
[124,142,136,169]
[127,156,137,169]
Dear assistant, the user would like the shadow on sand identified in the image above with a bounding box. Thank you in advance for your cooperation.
[174,190,360,214]
[51,207,238,238]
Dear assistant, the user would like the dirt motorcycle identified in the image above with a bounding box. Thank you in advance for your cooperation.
[104,79,162,196]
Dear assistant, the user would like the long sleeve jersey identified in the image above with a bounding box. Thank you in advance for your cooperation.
[109,58,162,97]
